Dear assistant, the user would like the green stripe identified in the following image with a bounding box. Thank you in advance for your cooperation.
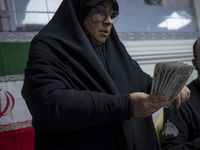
[0,42,30,76]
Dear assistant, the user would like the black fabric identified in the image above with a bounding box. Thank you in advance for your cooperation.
[161,79,200,150]
[22,0,159,150]
[91,42,108,71]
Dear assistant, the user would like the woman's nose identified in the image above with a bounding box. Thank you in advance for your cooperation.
[104,15,112,24]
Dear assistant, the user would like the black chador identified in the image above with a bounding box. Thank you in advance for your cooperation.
[22,0,160,150]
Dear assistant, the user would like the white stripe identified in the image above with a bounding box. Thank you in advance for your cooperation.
[0,80,32,126]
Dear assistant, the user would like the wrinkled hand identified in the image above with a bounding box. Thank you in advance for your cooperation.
[172,85,190,109]
[129,92,168,118]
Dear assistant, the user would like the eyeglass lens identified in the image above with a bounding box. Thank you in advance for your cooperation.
[95,8,119,24]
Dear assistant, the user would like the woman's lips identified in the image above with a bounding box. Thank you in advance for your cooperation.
[100,30,110,36]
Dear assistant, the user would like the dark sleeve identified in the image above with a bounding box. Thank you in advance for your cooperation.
[22,69,132,133]
[22,44,132,133]
[161,106,191,150]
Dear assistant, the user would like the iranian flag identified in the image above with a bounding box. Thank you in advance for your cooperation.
[0,42,34,150]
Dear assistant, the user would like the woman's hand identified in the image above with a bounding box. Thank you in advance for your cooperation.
[129,92,168,118]
[172,85,190,109]
[129,86,190,118]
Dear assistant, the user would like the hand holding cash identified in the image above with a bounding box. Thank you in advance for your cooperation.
[172,85,191,109]
[151,62,194,108]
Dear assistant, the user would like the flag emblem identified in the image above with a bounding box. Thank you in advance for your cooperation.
[0,88,15,118]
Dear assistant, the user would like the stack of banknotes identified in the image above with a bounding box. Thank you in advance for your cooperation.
[151,62,194,108]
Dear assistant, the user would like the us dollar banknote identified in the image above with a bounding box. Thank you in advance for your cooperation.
[151,62,194,108]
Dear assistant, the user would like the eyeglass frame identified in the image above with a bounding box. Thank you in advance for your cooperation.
[94,7,119,24]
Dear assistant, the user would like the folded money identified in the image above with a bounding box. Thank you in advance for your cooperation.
[151,62,194,108]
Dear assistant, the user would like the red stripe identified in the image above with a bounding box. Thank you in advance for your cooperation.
[0,127,34,150]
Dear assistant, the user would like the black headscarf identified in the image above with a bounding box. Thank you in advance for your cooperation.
[71,0,118,26]
[25,0,150,95]
[22,0,158,150]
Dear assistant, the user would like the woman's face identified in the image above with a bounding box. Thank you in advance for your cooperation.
[84,1,113,45]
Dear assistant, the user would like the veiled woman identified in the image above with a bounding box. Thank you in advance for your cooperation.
[22,0,190,149]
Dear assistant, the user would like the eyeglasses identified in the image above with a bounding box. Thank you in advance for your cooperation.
[94,7,119,24]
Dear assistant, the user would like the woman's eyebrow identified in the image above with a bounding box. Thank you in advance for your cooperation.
[98,4,106,8]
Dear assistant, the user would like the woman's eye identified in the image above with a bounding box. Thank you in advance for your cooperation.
[99,11,106,16]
